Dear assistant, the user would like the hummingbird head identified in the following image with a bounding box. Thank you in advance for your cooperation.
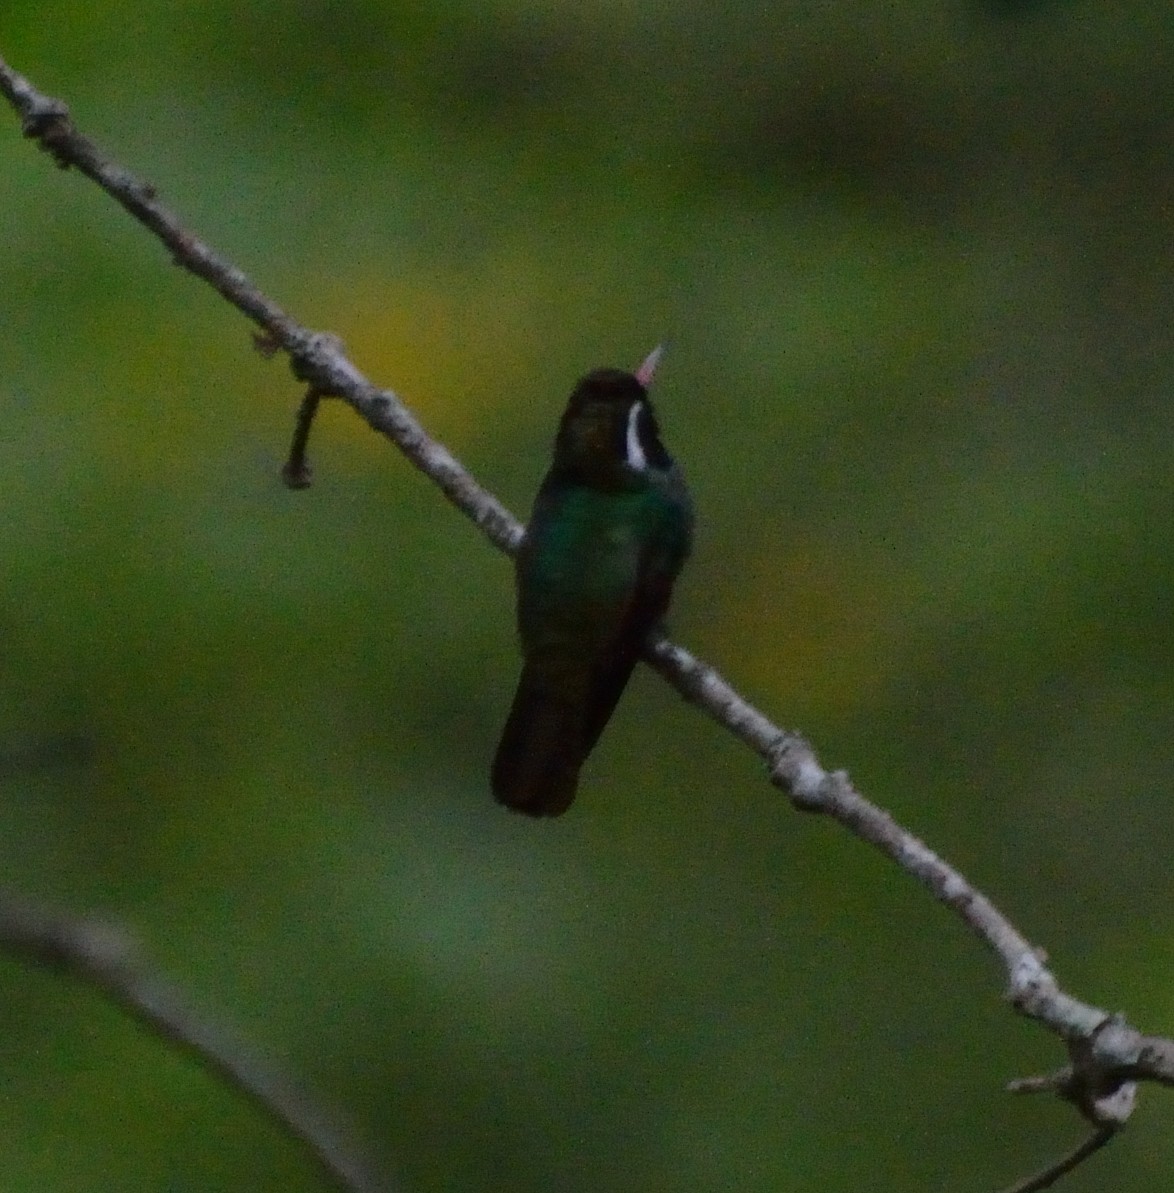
[553,348,672,489]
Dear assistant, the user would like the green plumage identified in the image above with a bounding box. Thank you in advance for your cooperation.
[492,359,693,816]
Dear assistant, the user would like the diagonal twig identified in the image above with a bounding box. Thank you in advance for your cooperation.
[2,52,1172,1192]
[0,891,394,1193]
[997,1126,1116,1193]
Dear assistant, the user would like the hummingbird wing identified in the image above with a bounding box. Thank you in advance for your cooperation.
[491,488,593,816]
[492,567,668,818]
[580,563,676,755]
[581,467,692,754]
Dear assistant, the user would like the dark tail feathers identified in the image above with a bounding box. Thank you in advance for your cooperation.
[491,671,585,817]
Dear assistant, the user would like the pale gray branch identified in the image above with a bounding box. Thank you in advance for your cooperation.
[2,51,1171,1193]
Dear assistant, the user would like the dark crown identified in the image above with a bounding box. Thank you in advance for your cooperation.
[566,368,649,412]
[555,367,671,477]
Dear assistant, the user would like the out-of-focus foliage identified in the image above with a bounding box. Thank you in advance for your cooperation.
[1,2,1172,1191]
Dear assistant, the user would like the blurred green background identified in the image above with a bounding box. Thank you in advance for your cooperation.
[2,2,1173,1190]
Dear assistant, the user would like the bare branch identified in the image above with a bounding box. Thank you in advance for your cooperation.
[0,891,394,1193]
[0,58,520,555]
[3,52,1172,1188]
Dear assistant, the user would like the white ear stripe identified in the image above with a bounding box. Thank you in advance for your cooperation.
[625,401,648,471]
[635,344,664,388]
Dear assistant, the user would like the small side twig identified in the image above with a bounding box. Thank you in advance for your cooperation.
[0,891,393,1193]
[997,1126,1116,1193]
[282,387,324,489]
[1000,1030,1134,1193]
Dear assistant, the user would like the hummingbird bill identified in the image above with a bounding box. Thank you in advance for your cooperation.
[492,347,694,816]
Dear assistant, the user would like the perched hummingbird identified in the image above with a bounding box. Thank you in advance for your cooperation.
[492,347,693,817]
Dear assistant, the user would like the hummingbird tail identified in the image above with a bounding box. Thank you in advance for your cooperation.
[491,672,584,817]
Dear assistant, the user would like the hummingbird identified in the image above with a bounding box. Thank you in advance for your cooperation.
[492,347,694,817]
